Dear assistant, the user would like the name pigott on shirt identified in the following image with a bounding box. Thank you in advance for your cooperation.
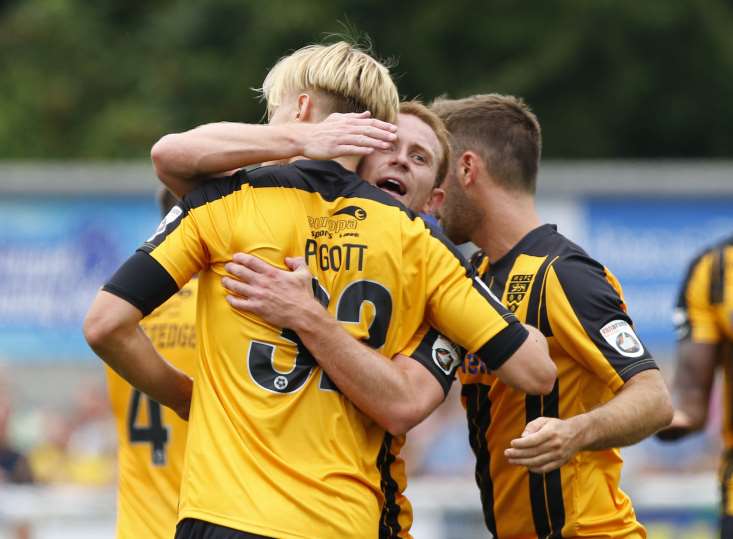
[304,239,367,272]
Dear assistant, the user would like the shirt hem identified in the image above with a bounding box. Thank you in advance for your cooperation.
[179,508,316,539]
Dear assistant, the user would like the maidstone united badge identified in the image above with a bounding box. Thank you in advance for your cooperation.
[506,274,534,312]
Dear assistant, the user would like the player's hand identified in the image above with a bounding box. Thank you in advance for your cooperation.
[302,111,397,160]
[222,253,320,329]
[655,409,696,441]
[504,416,582,473]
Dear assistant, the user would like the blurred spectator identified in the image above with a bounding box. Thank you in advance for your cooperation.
[0,372,33,484]
[0,374,33,539]
[402,386,473,477]
[29,380,115,486]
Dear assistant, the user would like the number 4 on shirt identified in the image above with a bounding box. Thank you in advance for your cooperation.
[128,389,169,466]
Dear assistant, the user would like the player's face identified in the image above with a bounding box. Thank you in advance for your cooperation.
[358,113,441,212]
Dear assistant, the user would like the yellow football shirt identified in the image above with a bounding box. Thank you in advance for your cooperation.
[103,160,526,539]
[451,225,656,539]
[105,279,198,539]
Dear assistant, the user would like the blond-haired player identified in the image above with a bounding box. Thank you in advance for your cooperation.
[85,42,555,539]
[152,100,453,539]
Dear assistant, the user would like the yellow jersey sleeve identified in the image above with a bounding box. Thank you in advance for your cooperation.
[545,254,657,393]
[143,176,248,286]
[103,175,248,316]
[418,224,527,370]
[675,250,722,343]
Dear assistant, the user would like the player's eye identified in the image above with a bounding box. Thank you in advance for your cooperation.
[411,152,427,164]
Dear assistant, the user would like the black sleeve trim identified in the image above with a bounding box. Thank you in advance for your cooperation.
[476,321,529,371]
[711,245,726,304]
[102,251,179,316]
[617,359,659,382]
[408,327,465,397]
[184,172,246,210]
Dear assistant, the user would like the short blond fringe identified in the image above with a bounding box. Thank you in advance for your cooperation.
[258,41,399,123]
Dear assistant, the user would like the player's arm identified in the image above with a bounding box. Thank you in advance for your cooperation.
[505,255,672,473]
[85,185,214,419]
[421,227,556,395]
[506,369,670,473]
[492,323,554,395]
[657,341,717,440]
[222,254,445,436]
[658,251,721,440]
[84,288,192,419]
[151,112,397,198]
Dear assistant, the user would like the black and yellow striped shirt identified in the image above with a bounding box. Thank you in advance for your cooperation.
[436,224,656,539]
[675,235,733,515]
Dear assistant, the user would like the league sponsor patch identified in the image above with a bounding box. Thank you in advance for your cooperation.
[432,334,462,375]
[147,206,182,242]
[599,319,645,358]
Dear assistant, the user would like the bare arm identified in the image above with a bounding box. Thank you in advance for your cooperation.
[656,340,717,440]
[221,254,445,435]
[505,369,672,473]
[83,291,193,419]
[493,324,556,395]
[291,310,446,435]
[151,112,397,198]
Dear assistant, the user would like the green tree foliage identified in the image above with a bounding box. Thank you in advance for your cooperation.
[0,0,731,158]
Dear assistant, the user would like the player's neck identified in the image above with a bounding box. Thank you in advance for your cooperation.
[473,190,541,264]
[283,155,359,172]
[332,155,360,172]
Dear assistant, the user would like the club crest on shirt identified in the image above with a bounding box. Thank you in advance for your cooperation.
[599,320,645,358]
[147,206,183,242]
[506,274,533,313]
[432,335,462,375]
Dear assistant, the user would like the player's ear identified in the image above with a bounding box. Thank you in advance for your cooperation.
[423,187,445,215]
[296,93,315,122]
[459,151,479,187]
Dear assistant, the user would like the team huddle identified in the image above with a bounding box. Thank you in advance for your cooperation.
[84,39,719,538]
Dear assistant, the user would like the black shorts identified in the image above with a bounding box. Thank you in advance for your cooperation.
[723,514,733,539]
[175,518,274,539]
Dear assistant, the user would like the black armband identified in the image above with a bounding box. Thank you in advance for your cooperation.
[102,251,179,316]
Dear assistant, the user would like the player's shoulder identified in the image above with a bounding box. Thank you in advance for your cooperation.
[181,171,249,207]
[541,228,614,291]
[677,233,733,302]
[541,228,605,273]
[511,224,603,275]
[685,233,733,272]
[180,160,351,210]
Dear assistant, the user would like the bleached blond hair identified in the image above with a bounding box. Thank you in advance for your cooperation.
[259,41,399,123]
